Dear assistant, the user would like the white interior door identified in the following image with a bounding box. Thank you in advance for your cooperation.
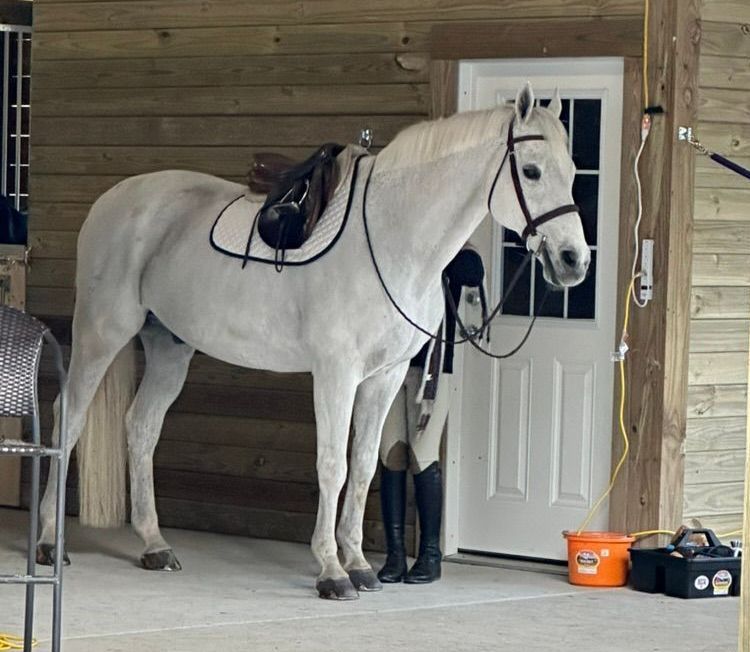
[447,59,623,560]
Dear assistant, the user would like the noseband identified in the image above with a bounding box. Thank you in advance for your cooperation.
[488,116,580,247]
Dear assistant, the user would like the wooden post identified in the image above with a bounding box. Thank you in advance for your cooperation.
[608,0,701,540]
[741,335,750,651]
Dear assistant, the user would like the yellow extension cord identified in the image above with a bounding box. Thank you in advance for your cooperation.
[576,0,743,545]
[0,633,36,650]
[576,277,637,537]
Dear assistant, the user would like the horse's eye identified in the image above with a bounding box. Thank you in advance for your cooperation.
[523,164,542,180]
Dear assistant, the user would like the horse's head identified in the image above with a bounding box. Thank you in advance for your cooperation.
[488,83,590,288]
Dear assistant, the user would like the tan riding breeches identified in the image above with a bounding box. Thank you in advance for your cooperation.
[379,367,451,473]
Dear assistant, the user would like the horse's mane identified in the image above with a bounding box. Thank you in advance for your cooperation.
[376,105,567,172]
[375,107,511,172]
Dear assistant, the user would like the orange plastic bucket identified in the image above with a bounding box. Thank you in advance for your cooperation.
[563,531,635,587]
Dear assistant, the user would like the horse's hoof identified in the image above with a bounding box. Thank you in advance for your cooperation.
[141,549,182,571]
[316,577,359,600]
[36,544,70,567]
[348,568,382,592]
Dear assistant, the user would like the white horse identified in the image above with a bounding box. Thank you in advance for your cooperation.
[36,83,590,600]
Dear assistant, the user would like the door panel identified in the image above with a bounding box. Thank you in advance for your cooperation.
[550,360,594,508]
[491,359,530,501]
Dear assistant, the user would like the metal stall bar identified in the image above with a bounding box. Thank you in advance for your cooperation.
[0,24,32,208]
[1,29,9,196]
[14,28,22,210]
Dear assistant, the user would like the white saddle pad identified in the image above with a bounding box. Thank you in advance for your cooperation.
[210,146,369,266]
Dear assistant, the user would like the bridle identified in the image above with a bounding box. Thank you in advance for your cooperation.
[362,114,581,359]
[488,116,579,251]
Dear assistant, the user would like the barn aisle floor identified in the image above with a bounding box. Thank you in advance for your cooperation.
[0,508,737,652]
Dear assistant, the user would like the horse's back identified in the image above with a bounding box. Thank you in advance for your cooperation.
[79,169,251,259]
[86,170,249,226]
[75,169,251,299]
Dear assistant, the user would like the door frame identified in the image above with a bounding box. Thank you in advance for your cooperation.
[430,6,700,555]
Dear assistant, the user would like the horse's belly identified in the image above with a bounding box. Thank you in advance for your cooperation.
[145,278,313,373]
[142,248,315,373]
[193,329,312,373]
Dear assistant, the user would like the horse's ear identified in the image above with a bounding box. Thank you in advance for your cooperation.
[515,82,535,125]
[549,88,562,119]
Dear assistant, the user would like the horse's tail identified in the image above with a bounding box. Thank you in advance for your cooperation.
[77,341,137,528]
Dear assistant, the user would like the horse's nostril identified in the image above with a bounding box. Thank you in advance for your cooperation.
[561,249,578,268]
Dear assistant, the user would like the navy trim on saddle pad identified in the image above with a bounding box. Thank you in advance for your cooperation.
[209,154,367,267]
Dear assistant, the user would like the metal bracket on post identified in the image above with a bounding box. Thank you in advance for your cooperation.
[677,125,693,142]
[678,126,710,156]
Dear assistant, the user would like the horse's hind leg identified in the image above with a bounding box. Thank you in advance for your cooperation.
[311,365,360,600]
[126,321,194,571]
[337,362,409,592]
[38,312,145,563]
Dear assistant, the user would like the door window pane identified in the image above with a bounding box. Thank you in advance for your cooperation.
[567,252,596,319]
[502,246,532,316]
[534,263,564,318]
[572,99,601,170]
[572,174,599,246]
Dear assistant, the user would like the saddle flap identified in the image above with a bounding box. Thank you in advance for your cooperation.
[256,144,344,253]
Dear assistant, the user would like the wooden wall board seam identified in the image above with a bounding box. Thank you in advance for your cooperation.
[31,53,432,89]
[31,145,379,178]
[31,22,437,61]
[30,16,650,62]
[699,0,750,24]
[31,115,421,147]
[429,15,643,59]
[31,84,432,118]
[33,2,644,33]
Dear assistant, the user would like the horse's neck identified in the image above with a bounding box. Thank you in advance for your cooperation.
[369,147,493,291]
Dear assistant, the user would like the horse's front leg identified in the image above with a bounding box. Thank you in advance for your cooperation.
[311,366,360,600]
[337,362,409,592]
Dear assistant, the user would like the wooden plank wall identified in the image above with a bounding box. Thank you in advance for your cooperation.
[28,0,643,550]
[684,0,750,535]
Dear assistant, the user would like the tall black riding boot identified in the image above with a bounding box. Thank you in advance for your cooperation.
[377,465,408,583]
[405,462,442,584]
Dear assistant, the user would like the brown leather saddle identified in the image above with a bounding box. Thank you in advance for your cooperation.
[248,143,344,257]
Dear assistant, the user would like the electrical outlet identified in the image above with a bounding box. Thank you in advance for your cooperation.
[640,239,654,303]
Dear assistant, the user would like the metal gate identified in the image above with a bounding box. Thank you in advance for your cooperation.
[1,23,31,212]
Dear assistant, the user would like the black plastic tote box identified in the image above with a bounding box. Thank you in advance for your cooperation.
[629,529,741,599]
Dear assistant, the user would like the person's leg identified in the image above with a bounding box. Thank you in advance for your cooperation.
[376,369,420,583]
[405,373,451,583]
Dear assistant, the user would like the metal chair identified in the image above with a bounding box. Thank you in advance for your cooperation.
[0,304,67,652]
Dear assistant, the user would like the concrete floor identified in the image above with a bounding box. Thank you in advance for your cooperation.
[0,508,739,652]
